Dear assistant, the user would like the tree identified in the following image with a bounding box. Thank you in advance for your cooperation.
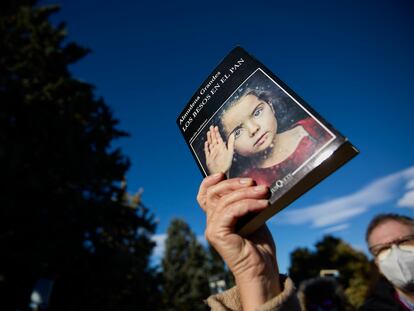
[75,181,161,311]
[0,1,159,310]
[289,235,373,308]
[161,219,210,311]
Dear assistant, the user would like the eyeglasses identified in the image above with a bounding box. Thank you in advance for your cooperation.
[369,234,414,260]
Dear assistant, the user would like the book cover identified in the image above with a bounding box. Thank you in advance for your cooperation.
[177,47,359,236]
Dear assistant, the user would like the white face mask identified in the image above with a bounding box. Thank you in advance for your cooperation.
[378,245,414,291]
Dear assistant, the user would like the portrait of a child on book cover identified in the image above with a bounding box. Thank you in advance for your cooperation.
[191,69,335,188]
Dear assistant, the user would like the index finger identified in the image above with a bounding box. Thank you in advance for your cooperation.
[197,173,225,210]
[214,126,224,145]
[197,175,255,212]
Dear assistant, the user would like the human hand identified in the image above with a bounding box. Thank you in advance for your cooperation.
[197,174,280,310]
[204,126,235,175]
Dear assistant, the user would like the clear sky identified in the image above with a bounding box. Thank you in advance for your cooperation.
[40,0,414,273]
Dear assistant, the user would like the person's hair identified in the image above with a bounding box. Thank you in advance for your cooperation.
[297,277,352,311]
[365,213,414,243]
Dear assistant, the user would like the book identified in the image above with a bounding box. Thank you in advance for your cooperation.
[176,47,359,236]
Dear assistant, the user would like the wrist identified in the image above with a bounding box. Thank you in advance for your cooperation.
[236,273,281,311]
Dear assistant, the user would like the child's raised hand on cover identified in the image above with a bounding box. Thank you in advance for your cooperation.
[204,125,235,175]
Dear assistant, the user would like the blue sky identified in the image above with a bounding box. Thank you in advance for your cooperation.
[41,0,414,273]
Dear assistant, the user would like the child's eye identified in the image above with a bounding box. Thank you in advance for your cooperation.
[234,128,243,138]
[253,107,263,117]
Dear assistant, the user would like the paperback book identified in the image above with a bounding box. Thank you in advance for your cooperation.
[177,47,359,236]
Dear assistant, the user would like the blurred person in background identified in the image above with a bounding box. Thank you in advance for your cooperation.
[298,277,353,311]
[359,214,414,311]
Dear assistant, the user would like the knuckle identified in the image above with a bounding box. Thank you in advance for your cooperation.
[206,187,215,199]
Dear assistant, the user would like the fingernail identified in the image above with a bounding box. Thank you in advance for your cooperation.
[239,178,252,184]
[254,185,267,192]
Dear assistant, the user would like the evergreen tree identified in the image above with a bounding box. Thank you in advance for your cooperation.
[289,235,372,308]
[162,219,210,311]
[0,1,159,310]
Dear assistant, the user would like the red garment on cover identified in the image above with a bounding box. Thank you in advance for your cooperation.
[241,117,333,187]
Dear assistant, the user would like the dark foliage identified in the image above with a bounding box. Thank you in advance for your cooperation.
[0,1,159,310]
[289,235,373,308]
[161,219,210,311]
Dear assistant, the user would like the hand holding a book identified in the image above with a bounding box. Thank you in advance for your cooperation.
[204,126,235,175]
[197,173,281,311]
